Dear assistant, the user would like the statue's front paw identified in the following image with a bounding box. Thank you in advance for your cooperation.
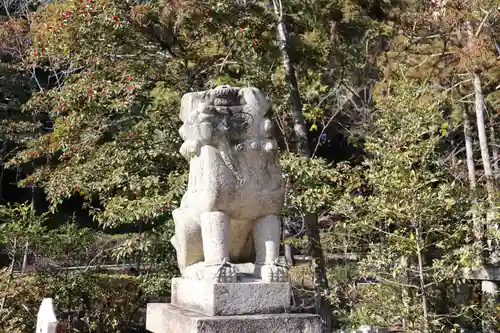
[215,264,237,283]
[261,264,288,282]
[204,261,237,283]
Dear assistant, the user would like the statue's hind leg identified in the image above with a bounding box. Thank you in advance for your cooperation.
[172,208,203,273]
[253,214,288,282]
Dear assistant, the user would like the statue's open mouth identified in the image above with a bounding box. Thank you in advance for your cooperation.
[207,85,253,142]
[209,85,241,106]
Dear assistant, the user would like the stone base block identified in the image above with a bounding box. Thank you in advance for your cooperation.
[171,277,291,316]
[146,303,322,333]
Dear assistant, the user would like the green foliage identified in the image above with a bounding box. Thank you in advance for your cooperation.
[331,83,478,331]
[0,272,144,333]
[0,202,49,255]
[0,0,499,331]
[0,274,45,333]
[280,152,345,215]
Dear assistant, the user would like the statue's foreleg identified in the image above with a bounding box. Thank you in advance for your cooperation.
[201,211,236,282]
[253,215,288,282]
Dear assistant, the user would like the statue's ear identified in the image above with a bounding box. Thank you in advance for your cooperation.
[239,87,271,116]
[180,91,208,122]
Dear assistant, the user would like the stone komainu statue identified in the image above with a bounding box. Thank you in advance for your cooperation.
[171,85,288,283]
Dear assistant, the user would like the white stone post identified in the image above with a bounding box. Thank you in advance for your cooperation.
[36,298,58,333]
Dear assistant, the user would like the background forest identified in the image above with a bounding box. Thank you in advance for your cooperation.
[0,0,499,332]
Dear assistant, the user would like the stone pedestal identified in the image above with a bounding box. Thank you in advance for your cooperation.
[146,303,321,333]
[146,277,322,333]
[171,276,291,316]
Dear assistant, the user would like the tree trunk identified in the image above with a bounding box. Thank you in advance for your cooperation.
[414,225,429,333]
[8,238,17,278]
[21,241,29,273]
[273,2,310,157]
[472,71,499,333]
[0,141,6,203]
[400,255,410,330]
[304,213,332,331]
[282,219,294,266]
[473,72,495,200]
[22,185,37,274]
[271,2,331,331]
[464,106,484,260]
[464,107,477,189]
[473,72,499,259]
[488,113,498,177]
[449,118,458,169]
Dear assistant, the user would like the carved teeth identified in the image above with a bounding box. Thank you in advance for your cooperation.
[212,97,234,106]
[214,105,244,114]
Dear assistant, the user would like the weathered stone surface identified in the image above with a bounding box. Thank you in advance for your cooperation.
[147,86,301,332]
[170,85,288,283]
[171,277,291,316]
[146,303,321,333]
